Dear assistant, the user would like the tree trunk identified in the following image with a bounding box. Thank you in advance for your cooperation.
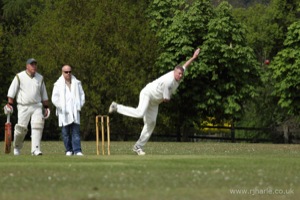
[283,125,289,144]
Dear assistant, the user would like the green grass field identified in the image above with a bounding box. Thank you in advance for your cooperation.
[0,141,299,200]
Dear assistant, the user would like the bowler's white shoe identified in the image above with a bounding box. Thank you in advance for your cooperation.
[108,102,117,113]
[133,146,146,156]
[75,152,84,156]
[14,148,20,156]
[66,151,73,156]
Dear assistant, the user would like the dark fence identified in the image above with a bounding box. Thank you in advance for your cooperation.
[110,125,283,143]
[186,125,275,143]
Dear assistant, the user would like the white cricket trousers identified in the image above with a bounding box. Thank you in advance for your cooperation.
[14,103,45,153]
[117,88,159,148]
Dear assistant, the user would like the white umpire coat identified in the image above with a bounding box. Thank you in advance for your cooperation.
[51,75,85,127]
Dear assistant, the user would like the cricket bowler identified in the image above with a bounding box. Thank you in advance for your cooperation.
[109,48,200,155]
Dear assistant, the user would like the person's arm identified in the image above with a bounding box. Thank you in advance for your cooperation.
[162,86,171,102]
[79,82,85,108]
[42,100,50,119]
[51,84,60,109]
[8,97,14,105]
[7,76,19,102]
[162,76,174,102]
[182,48,200,69]
[40,80,48,104]
[42,100,49,108]
[3,97,14,115]
[4,76,19,114]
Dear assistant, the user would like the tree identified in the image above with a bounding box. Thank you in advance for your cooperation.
[2,0,29,20]
[0,26,6,99]
[264,20,300,142]
[269,21,300,115]
[0,24,11,140]
[147,0,213,140]
[233,0,299,65]
[6,0,159,139]
[197,2,261,123]
[147,1,261,140]
[148,0,212,71]
[231,0,300,141]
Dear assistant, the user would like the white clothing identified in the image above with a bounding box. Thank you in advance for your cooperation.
[7,71,48,105]
[7,70,48,153]
[116,69,181,148]
[147,70,180,102]
[15,103,44,152]
[51,75,85,127]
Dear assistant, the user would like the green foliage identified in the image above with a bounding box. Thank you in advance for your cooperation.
[146,1,264,141]
[269,21,300,115]
[198,2,261,121]
[0,23,15,138]
[148,1,262,139]
[0,25,5,97]
[212,0,272,7]
[2,0,30,20]
[232,0,300,131]
[148,0,212,72]
[233,0,299,63]
[148,0,213,139]
[6,0,159,139]
[2,0,300,141]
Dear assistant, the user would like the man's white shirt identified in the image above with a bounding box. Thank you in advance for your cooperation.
[146,70,180,102]
[7,71,48,105]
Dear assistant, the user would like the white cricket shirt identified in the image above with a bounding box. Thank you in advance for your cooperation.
[145,70,180,102]
[7,71,48,105]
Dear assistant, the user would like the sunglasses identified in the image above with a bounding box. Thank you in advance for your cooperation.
[63,71,72,74]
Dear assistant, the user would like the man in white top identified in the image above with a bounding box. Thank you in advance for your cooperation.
[4,58,50,156]
[109,48,200,155]
[51,65,85,156]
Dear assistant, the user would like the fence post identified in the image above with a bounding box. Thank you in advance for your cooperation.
[231,123,235,143]
[283,125,290,144]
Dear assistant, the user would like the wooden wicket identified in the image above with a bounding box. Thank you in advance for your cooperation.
[96,115,110,155]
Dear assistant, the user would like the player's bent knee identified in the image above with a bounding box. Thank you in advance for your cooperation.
[146,120,156,127]
[31,120,45,130]
[15,124,28,136]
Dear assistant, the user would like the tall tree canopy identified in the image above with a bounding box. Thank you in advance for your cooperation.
[233,0,299,64]
[6,0,159,138]
[147,1,260,140]
[198,2,261,122]
[1,0,300,142]
[269,21,300,115]
[147,0,213,139]
[232,0,300,129]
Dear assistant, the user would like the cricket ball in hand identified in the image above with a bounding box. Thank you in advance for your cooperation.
[264,59,270,65]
